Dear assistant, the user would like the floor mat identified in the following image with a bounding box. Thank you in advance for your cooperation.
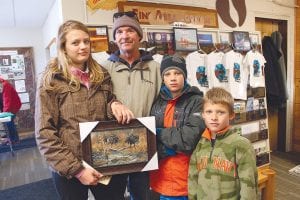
[0,137,36,153]
[0,178,57,200]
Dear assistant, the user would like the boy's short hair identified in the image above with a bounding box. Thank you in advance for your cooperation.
[203,87,234,114]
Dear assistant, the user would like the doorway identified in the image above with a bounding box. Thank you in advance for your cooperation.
[255,17,288,152]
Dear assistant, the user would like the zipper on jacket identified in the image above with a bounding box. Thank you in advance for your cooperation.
[209,139,216,161]
[128,65,132,85]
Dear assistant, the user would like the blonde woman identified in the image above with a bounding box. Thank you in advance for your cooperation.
[35,20,133,200]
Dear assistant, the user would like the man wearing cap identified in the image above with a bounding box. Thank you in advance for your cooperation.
[149,55,205,200]
[100,11,161,200]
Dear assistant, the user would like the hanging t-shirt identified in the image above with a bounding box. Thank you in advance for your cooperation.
[152,54,164,64]
[186,51,209,94]
[206,51,229,90]
[223,50,248,100]
[243,51,266,88]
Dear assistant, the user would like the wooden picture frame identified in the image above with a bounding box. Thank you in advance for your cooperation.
[81,119,157,175]
[173,28,198,51]
[87,25,109,53]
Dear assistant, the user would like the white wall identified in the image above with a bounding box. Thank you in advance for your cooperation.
[0,28,46,79]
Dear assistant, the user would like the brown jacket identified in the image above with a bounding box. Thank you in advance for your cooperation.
[35,70,115,178]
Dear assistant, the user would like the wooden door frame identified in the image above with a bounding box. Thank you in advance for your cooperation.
[255,15,294,152]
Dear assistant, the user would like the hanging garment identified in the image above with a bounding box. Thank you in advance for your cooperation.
[262,36,287,108]
[243,50,266,88]
[271,31,289,101]
[186,51,209,94]
[223,50,248,100]
[206,51,229,91]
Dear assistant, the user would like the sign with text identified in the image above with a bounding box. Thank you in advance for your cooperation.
[118,2,218,28]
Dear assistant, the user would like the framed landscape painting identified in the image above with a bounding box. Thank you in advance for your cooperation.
[80,117,157,175]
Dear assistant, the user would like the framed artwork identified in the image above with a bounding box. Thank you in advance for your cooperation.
[173,28,198,51]
[87,25,109,53]
[80,117,157,175]
[197,34,213,45]
[0,55,11,66]
[232,31,251,51]
[147,32,175,55]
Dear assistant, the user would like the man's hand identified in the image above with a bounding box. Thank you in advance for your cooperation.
[111,101,134,124]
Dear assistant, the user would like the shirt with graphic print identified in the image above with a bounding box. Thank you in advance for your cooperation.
[206,51,229,91]
[243,51,266,88]
[223,50,248,100]
[186,51,209,94]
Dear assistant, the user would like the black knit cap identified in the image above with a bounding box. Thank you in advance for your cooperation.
[160,55,187,79]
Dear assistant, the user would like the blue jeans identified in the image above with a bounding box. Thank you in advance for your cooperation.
[5,116,19,143]
[52,171,127,200]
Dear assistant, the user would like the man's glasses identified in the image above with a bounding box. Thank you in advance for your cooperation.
[113,11,139,22]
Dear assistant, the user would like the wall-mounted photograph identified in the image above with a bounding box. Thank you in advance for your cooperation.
[173,28,198,51]
[232,31,251,51]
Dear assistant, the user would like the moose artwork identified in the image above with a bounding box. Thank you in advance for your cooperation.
[81,118,157,175]
[90,127,148,167]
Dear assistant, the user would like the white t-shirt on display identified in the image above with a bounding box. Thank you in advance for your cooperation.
[152,54,164,64]
[223,50,248,100]
[243,51,266,88]
[186,51,209,94]
[206,51,229,91]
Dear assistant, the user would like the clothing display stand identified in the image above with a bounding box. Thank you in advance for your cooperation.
[107,23,276,198]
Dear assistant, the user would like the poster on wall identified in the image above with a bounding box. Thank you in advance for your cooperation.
[19,92,30,103]
[0,54,26,80]
[14,80,26,93]
[174,28,198,51]
[197,34,213,45]
[147,32,175,55]
[232,31,251,51]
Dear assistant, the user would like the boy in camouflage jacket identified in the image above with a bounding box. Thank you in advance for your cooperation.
[188,87,258,200]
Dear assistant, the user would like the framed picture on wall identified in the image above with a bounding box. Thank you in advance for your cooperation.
[87,25,109,53]
[232,31,251,51]
[173,28,198,51]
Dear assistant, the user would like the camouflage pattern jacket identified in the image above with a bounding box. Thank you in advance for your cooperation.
[188,128,258,200]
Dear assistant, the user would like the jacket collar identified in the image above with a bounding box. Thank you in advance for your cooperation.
[108,50,154,68]
[160,82,203,100]
[202,126,232,141]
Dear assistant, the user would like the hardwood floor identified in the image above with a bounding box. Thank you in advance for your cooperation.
[1,145,300,200]
[270,151,300,200]
[0,147,51,190]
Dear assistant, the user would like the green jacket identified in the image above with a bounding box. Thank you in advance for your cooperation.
[100,50,161,117]
[188,128,258,200]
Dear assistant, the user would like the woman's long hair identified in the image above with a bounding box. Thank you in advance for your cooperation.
[43,20,104,91]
